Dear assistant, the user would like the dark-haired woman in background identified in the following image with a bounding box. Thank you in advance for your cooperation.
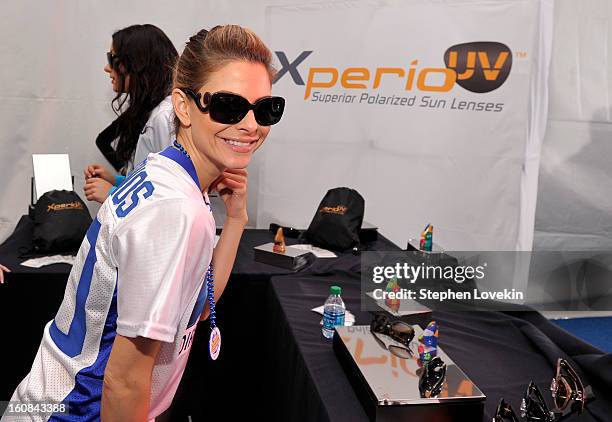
[84,24,178,203]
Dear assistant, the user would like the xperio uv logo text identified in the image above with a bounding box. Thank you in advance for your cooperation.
[444,42,512,93]
[274,41,513,98]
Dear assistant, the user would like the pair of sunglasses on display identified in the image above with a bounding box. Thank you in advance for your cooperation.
[493,358,590,422]
[520,382,556,422]
[419,356,447,399]
[370,314,415,359]
[493,383,555,422]
[550,358,587,415]
[493,398,520,422]
[182,88,285,126]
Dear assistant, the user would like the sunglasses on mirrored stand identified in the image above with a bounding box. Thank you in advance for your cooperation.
[370,314,415,346]
[419,356,446,398]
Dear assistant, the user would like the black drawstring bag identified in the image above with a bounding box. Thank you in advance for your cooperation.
[31,190,92,255]
[302,187,365,252]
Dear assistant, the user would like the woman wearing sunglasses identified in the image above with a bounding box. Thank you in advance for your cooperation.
[83,24,178,204]
[4,25,284,421]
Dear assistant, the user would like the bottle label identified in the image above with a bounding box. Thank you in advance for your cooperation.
[323,310,345,331]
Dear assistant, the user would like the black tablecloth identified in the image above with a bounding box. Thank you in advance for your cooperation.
[0,215,73,278]
[167,230,401,421]
[263,271,612,422]
[0,215,73,400]
[4,218,609,421]
[0,220,400,408]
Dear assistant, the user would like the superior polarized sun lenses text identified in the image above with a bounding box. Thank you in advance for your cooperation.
[309,91,504,112]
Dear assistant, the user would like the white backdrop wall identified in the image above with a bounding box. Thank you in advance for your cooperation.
[0,0,303,243]
[534,0,612,251]
[0,0,605,252]
[262,0,552,251]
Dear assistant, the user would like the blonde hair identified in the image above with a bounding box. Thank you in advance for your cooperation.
[173,25,275,129]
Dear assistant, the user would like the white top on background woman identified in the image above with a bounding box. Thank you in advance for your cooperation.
[131,95,174,170]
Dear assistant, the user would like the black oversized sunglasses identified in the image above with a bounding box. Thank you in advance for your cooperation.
[106,51,119,68]
[182,88,285,126]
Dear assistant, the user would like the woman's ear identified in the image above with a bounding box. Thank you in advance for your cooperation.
[172,88,192,128]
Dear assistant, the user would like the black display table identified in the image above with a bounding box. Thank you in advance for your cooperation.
[260,271,611,422]
[3,218,609,422]
[0,215,73,278]
[167,229,402,421]
[0,219,400,405]
[0,215,72,400]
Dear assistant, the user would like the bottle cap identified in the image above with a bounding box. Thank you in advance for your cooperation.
[330,285,341,295]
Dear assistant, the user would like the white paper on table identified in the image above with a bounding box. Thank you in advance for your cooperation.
[32,154,73,200]
[21,255,75,268]
[311,305,355,326]
[292,244,337,258]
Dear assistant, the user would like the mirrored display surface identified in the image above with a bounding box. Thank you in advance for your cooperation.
[335,325,486,405]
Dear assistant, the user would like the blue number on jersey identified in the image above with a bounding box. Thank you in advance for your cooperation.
[49,219,101,357]
[112,166,154,218]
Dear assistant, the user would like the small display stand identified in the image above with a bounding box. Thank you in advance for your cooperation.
[333,325,485,421]
[253,243,315,271]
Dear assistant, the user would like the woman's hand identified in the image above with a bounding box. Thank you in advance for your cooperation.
[0,264,11,284]
[84,177,113,204]
[209,168,248,224]
[84,164,114,184]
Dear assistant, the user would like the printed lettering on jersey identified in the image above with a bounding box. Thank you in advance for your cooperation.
[177,324,197,358]
[112,164,155,218]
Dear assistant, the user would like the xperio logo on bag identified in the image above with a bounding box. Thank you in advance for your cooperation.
[47,202,85,212]
[443,42,512,93]
[319,205,348,215]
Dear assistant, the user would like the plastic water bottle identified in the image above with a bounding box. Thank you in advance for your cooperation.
[322,285,346,339]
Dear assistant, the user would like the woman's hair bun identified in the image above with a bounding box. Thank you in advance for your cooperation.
[188,29,208,46]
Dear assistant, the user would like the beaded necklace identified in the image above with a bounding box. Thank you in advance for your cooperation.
[173,139,221,360]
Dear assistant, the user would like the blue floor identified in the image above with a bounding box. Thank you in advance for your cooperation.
[552,317,612,353]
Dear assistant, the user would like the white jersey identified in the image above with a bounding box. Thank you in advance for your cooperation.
[3,146,215,421]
